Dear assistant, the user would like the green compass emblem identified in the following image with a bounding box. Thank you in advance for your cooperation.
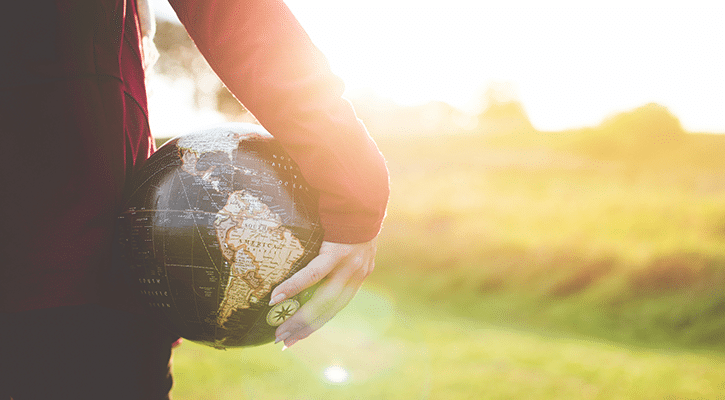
[266,299,301,326]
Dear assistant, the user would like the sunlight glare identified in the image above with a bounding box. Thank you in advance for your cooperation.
[150,0,725,133]
[284,0,724,132]
[323,365,350,384]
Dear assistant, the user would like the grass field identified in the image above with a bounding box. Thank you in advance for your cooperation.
[167,104,725,399]
[171,286,725,399]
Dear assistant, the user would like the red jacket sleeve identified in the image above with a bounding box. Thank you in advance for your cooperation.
[167,0,389,243]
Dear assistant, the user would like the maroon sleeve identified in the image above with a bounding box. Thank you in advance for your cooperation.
[167,0,389,243]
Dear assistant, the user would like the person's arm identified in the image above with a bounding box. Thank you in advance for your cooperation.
[167,0,390,346]
[168,0,389,243]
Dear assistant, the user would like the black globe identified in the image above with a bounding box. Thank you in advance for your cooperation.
[116,123,324,349]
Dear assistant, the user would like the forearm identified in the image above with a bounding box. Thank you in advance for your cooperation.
[168,0,389,243]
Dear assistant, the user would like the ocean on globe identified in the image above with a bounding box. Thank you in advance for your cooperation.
[116,123,324,349]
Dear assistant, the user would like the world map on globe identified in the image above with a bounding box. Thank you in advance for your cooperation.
[117,123,324,349]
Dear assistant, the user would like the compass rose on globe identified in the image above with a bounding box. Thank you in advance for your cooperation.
[267,299,301,326]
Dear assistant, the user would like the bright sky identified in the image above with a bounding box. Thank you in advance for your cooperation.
[150,0,724,133]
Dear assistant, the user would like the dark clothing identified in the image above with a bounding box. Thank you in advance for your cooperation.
[0,3,170,397]
[1,0,154,312]
[0,304,177,400]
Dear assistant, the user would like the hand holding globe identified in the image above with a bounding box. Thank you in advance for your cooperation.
[271,238,377,348]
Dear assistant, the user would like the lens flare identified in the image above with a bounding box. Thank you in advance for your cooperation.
[323,365,350,384]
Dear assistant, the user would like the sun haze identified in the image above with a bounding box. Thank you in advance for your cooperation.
[283,0,724,133]
[149,0,723,133]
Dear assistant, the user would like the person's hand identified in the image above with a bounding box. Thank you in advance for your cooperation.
[269,238,378,348]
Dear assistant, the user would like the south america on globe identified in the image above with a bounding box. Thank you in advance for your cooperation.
[116,123,324,349]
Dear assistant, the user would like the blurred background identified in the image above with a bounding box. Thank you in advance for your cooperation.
[148,1,725,398]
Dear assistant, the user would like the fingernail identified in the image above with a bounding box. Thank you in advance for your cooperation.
[284,338,298,349]
[275,331,291,344]
[269,293,286,306]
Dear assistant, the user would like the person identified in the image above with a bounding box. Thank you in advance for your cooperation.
[0,0,389,399]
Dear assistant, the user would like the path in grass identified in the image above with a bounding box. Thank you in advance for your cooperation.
[170,286,725,400]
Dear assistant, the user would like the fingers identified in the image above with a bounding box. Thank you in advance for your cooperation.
[269,247,338,306]
[274,254,373,346]
[275,278,362,347]
[269,240,375,305]
[270,239,378,347]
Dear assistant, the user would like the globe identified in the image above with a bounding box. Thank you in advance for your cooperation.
[116,123,324,349]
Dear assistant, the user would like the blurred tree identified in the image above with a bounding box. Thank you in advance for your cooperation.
[153,20,253,120]
[477,83,534,135]
[154,20,203,81]
[568,103,686,161]
[216,85,257,122]
[600,103,685,142]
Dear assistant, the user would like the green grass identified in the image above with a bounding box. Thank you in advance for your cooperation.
[171,286,725,399]
[372,127,725,351]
